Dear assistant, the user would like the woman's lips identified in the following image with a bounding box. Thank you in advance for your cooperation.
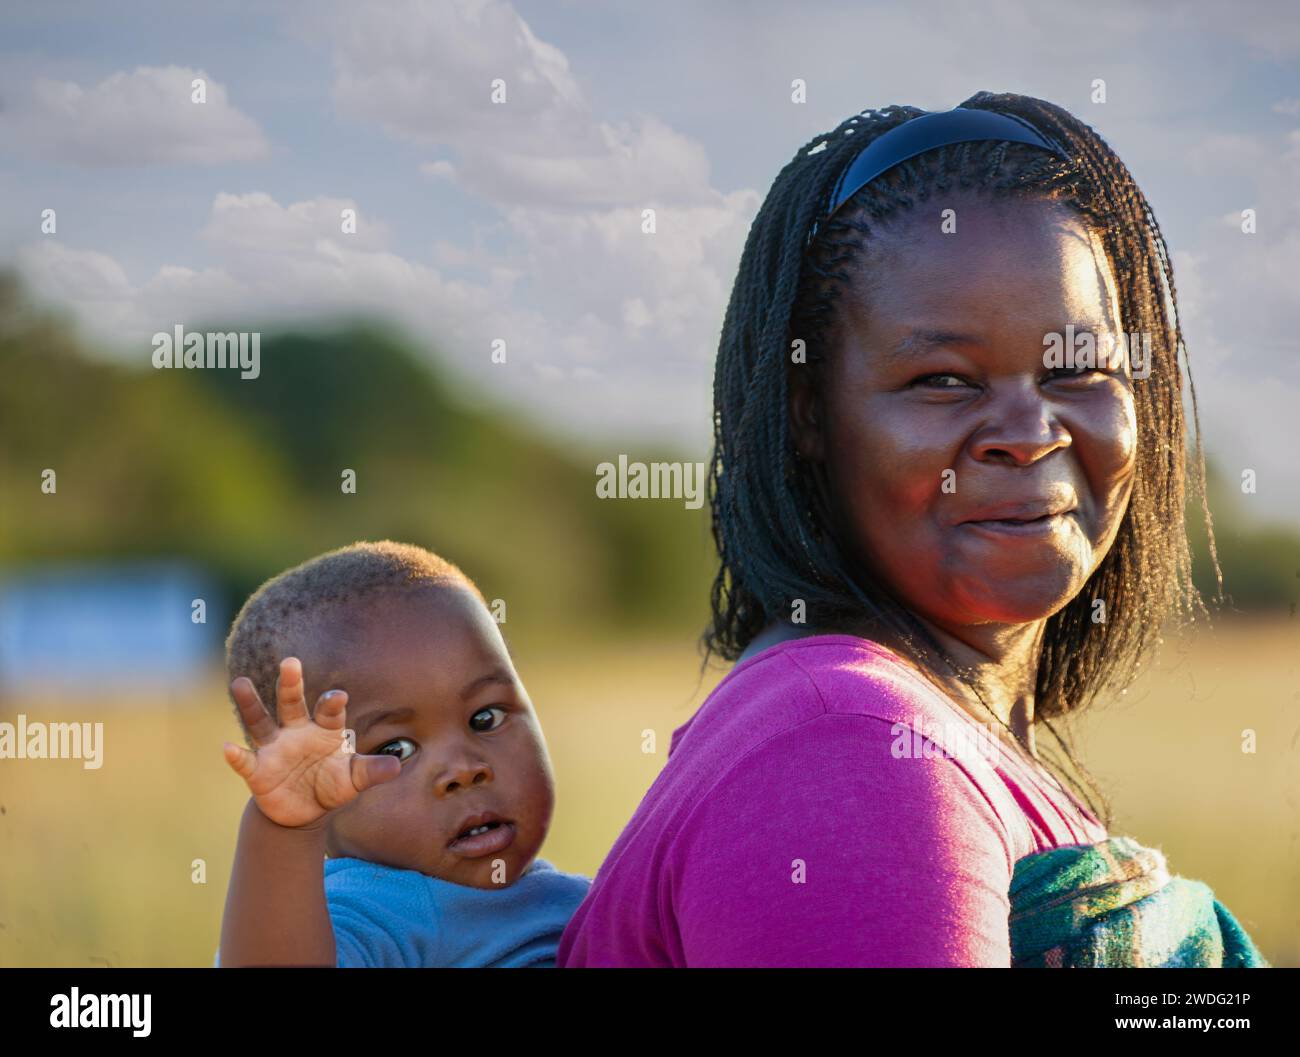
[960,513,1073,537]
[447,821,516,858]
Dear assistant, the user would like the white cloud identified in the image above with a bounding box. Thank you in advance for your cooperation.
[0,65,270,166]
[420,160,456,180]
[10,189,720,443]
[324,0,716,210]
[291,0,761,443]
[1162,117,1300,524]
[13,240,141,339]
[326,0,589,154]
[200,192,392,255]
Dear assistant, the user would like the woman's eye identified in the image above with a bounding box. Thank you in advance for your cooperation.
[469,707,507,733]
[374,737,417,762]
[1051,364,1114,379]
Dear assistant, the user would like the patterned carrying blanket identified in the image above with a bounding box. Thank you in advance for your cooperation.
[1009,835,1270,967]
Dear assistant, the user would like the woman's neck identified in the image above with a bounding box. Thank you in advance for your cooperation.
[853,614,1046,755]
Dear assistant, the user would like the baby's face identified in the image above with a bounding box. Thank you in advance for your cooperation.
[296,583,556,889]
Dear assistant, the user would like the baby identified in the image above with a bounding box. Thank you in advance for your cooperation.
[213,540,591,967]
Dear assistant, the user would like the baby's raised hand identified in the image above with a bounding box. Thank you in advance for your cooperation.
[222,657,401,829]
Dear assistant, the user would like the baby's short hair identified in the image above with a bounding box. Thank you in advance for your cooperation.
[225,540,485,745]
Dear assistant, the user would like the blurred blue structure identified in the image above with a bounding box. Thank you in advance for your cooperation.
[0,562,225,694]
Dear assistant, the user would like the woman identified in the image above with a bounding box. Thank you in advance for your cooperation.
[556,92,1269,967]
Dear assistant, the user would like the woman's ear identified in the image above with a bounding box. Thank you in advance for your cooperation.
[788,361,826,462]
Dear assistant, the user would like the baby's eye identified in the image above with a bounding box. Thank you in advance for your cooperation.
[374,737,418,762]
[469,707,507,733]
[912,373,971,388]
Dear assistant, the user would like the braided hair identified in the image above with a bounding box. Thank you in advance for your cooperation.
[703,91,1224,824]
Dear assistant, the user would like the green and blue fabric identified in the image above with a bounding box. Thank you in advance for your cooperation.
[1009,835,1269,968]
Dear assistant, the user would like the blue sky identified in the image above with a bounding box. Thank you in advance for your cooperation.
[2,0,1298,523]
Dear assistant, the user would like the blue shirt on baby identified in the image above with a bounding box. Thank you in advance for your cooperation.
[214,856,591,968]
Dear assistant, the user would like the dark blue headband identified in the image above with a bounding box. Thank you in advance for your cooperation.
[807,107,1068,246]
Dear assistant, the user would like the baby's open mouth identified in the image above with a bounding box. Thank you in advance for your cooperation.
[446,816,517,858]
[456,820,503,840]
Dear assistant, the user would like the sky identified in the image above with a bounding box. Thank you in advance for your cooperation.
[1,0,1298,524]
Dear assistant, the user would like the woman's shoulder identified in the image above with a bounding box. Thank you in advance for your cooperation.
[664,639,1022,899]
[672,633,1028,841]
[693,632,970,737]
[693,632,1102,852]
[671,632,1008,790]
[727,630,937,690]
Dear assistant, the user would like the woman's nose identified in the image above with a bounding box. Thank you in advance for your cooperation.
[967,385,1070,467]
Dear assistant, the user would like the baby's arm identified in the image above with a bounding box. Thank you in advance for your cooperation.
[217,657,400,967]
[221,797,334,966]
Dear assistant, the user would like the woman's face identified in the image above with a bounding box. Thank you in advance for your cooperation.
[790,193,1138,629]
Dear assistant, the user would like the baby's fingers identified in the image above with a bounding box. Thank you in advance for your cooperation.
[223,741,257,781]
[230,678,278,746]
[350,753,401,793]
[313,689,349,731]
[276,657,310,726]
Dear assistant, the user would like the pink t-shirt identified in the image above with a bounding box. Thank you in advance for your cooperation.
[556,634,1108,967]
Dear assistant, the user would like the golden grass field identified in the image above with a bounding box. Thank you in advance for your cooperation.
[0,616,1295,967]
